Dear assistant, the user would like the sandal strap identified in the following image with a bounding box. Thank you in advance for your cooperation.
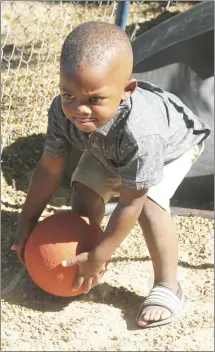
[143,284,185,317]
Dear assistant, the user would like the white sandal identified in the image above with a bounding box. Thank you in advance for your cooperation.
[136,283,189,328]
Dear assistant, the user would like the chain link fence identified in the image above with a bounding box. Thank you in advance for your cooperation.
[1,1,195,151]
[1,1,120,149]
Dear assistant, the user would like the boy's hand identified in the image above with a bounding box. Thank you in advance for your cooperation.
[11,240,26,265]
[11,227,35,265]
[62,252,106,293]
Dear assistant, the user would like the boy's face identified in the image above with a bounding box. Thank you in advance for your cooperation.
[59,62,136,132]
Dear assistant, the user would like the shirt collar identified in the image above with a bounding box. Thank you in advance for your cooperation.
[96,98,132,136]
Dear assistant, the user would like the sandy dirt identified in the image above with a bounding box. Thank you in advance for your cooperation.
[2,181,214,351]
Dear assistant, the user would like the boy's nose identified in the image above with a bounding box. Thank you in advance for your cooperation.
[74,101,91,116]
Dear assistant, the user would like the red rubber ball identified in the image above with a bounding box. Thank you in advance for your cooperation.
[24,212,105,297]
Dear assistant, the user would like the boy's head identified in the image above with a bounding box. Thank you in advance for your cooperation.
[60,21,137,132]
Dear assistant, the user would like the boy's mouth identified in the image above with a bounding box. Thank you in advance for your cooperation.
[73,116,97,125]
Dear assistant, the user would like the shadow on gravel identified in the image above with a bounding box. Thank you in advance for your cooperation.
[2,213,214,331]
[3,277,144,330]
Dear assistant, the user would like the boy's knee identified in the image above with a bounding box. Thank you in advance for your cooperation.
[140,197,161,219]
[71,181,105,224]
[140,197,169,223]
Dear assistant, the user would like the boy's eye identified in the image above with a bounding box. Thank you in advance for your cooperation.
[63,94,75,101]
[89,97,103,104]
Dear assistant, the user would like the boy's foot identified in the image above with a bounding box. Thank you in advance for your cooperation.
[136,282,187,328]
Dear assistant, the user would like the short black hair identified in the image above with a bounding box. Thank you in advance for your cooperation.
[60,21,133,73]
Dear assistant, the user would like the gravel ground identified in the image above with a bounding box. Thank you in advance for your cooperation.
[2,185,214,351]
[1,1,214,351]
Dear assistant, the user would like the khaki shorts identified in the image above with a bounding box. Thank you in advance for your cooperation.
[71,142,204,213]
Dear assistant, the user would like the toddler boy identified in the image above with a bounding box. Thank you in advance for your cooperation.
[12,21,210,328]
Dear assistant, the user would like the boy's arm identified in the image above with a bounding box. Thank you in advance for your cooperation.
[90,186,148,262]
[12,153,67,262]
[62,186,148,293]
[93,134,165,260]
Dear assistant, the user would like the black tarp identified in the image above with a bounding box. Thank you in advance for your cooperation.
[132,1,214,202]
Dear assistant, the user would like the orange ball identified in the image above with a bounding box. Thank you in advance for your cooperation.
[24,212,105,297]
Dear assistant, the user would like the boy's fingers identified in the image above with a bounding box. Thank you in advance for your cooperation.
[83,277,93,293]
[72,276,84,291]
[93,274,102,286]
[11,244,18,250]
[62,253,88,267]
[98,264,106,275]
[18,255,25,266]
[10,244,25,265]
[11,243,24,251]
[62,259,74,267]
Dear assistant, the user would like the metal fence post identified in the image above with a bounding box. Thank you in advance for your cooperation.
[115,1,130,31]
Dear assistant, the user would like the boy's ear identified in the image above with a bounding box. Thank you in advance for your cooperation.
[121,79,137,100]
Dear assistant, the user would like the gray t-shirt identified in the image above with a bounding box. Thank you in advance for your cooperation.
[44,81,210,190]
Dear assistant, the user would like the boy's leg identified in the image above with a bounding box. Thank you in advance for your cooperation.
[137,142,204,327]
[70,151,120,225]
[138,199,178,325]
[71,181,105,225]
